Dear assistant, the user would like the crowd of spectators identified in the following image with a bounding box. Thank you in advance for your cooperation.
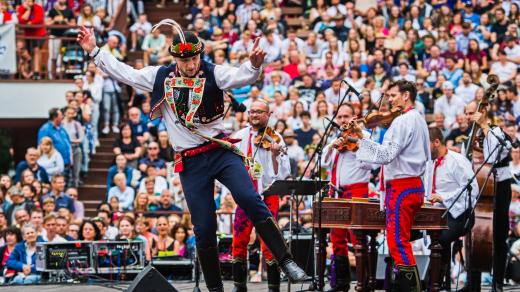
[4,0,520,287]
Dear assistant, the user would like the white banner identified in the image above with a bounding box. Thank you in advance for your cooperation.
[0,24,16,74]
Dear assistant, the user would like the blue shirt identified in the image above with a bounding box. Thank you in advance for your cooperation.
[15,161,49,184]
[128,120,149,139]
[442,68,464,87]
[38,121,72,165]
[42,192,75,213]
[106,165,134,188]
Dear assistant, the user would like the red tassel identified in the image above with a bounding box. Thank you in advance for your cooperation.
[174,153,183,173]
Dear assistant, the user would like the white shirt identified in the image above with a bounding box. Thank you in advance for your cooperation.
[138,175,168,194]
[491,61,517,83]
[91,47,261,151]
[322,134,372,188]
[455,83,480,104]
[434,95,466,128]
[232,126,291,194]
[41,233,67,243]
[356,109,430,182]
[37,151,64,179]
[431,150,479,218]
[483,127,512,182]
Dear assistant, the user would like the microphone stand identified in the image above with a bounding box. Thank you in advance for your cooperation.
[296,81,359,291]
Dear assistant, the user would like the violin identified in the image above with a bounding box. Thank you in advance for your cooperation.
[334,107,403,152]
[254,127,287,154]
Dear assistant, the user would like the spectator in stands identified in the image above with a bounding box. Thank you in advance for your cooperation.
[491,50,517,84]
[0,227,22,282]
[42,175,75,214]
[41,197,55,217]
[294,111,317,150]
[139,168,168,204]
[442,56,464,86]
[17,0,45,80]
[284,130,304,176]
[55,215,72,241]
[29,209,43,235]
[66,187,84,220]
[133,192,149,213]
[113,123,142,168]
[157,130,174,162]
[153,216,173,256]
[138,142,166,177]
[100,35,123,135]
[77,3,101,30]
[41,214,66,243]
[456,72,480,104]
[6,187,34,226]
[62,106,85,187]
[157,189,182,212]
[142,28,166,66]
[172,224,191,258]
[7,223,41,284]
[135,217,155,259]
[45,0,75,79]
[0,0,18,24]
[22,185,40,210]
[78,219,101,241]
[37,137,64,180]
[434,81,466,128]
[107,154,134,189]
[13,209,30,228]
[96,209,117,239]
[66,223,79,240]
[108,173,134,211]
[15,147,49,185]
[127,107,150,144]
[38,108,72,181]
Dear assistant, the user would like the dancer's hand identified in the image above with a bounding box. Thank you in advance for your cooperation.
[77,26,97,54]
[249,37,267,69]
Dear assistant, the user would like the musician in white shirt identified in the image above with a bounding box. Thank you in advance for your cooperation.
[321,103,371,292]
[428,127,478,289]
[353,80,430,291]
[230,100,290,292]
[470,102,513,291]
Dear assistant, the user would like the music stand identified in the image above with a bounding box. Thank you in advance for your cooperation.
[263,180,328,292]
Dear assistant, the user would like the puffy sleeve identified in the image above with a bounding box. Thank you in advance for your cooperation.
[91,47,159,93]
[356,119,409,165]
[214,61,261,90]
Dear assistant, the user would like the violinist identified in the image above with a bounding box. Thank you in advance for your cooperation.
[352,80,430,291]
[428,127,478,290]
[321,103,371,292]
[230,99,291,292]
[469,103,513,292]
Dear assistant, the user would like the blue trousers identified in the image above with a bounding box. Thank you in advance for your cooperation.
[179,148,272,248]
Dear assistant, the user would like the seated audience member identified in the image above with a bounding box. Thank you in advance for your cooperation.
[153,216,174,257]
[0,227,22,281]
[157,189,183,212]
[107,154,135,189]
[108,173,135,211]
[172,224,192,258]
[41,214,67,243]
[78,220,102,241]
[7,224,42,284]
[113,124,142,168]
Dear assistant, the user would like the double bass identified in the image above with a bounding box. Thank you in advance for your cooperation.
[464,74,500,272]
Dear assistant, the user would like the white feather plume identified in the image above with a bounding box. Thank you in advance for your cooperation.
[152,18,186,44]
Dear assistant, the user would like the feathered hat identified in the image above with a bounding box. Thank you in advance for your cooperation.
[152,19,204,58]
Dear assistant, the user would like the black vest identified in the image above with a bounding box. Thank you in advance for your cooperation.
[150,60,224,124]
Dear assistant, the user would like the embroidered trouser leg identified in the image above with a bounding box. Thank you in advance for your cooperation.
[385,178,424,267]
[232,195,280,262]
[180,148,272,249]
[330,183,368,257]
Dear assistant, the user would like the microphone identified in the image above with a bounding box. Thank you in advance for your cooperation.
[225,91,247,113]
[489,128,514,150]
[325,117,342,130]
[342,80,361,97]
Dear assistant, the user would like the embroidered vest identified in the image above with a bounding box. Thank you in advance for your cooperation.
[149,60,224,124]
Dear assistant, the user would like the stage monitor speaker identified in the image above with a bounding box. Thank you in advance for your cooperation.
[288,234,314,276]
[126,265,178,292]
[375,254,429,281]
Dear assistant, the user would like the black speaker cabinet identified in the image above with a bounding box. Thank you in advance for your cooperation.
[126,265,178,292]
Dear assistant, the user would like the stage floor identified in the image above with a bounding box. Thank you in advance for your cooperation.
[0,282,516,291]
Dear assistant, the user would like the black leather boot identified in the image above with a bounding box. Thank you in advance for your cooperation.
[396,265,421,292]
[197,247,224,292]
[491,280,504,292]
[266,262,280,292]
[231,259,248,292]
[327,255,351,292]
[254,217,307,283]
